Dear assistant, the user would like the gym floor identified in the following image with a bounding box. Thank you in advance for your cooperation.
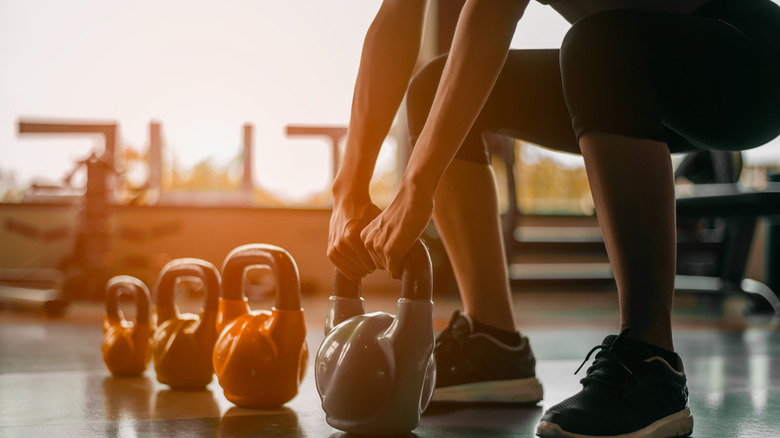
[1,290,779,437]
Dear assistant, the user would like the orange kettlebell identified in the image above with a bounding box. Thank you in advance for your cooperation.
[212,244,308,408]
[152,258,222,389]
[102,275,152,377]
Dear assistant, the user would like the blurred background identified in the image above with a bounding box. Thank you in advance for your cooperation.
[1,0,779,304]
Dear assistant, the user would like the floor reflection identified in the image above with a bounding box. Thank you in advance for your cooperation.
[101,376,154,421]
[328,433,418,438]
[421,401,543,437]
[685,330,780,437]
[218,406,301,437]
[154,387,221,419]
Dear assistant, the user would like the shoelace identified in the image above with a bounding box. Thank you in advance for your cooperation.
[434,312,469,355]
[574,328,636,387]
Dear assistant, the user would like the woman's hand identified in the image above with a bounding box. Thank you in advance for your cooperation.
[360,181,434,279]
[328,197,382,280]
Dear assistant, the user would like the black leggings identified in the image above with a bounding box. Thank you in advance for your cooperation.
[406,0,780,164]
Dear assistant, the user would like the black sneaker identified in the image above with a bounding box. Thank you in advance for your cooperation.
[432,310,543,403]
[536,329,693,438]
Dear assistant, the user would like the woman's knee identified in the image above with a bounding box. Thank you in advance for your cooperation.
[560,10,667,142]
[560,10,649,78]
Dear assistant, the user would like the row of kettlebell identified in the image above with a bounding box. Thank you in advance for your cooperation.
[101,243,308,409]
[102,239,438,435]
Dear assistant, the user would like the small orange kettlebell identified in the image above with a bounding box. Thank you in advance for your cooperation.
[102,275,152,377]
[212,244,308,409]
[152,258,222,389]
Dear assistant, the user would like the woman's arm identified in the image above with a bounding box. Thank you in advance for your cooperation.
[360,0,529,278]
[328,0,427,279]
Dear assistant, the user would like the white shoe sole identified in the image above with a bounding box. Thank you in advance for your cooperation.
[432,376,543,403]
[535,407,693,438]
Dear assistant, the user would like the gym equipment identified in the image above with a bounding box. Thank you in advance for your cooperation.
[151,258,222,389]
[102,275,152,376]
[19,121,118,303]
[315,239,436,435]
[674,151,780,313]
[212,244,308,408]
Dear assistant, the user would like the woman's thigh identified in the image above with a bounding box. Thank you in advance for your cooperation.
[407,2,780,159]
[406,49,581,165]
[560,6,780,152]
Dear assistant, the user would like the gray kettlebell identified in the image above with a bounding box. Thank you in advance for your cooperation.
[315,239,436,435]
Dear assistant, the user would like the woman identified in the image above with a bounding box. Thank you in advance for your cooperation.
[327,0,780,436]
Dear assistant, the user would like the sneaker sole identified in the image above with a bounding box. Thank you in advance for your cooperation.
[535,407,693,438]
[432,377,543,403]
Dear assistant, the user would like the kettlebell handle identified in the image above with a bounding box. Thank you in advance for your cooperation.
[333,239,432,301]
[221,244,302,311]
[155,258,221,312]
[333,269,362,298]
[106,275,151,323]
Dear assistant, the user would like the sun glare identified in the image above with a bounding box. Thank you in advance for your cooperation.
[0,0,383,203]
[1,0,778,205]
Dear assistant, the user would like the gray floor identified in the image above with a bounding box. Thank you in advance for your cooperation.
[1,291,779,437]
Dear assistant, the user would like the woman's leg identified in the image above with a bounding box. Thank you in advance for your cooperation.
[432,158,516,332]
[406,50,577,402]
[579,133,676,351]
[406,50,578,332]
[538,4,780,435]
[559,4,780,352]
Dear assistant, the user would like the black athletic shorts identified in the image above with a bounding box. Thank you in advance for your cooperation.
[406,0,780,163]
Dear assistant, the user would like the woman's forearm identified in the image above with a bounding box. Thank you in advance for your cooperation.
[403,0,528,197]
[333,0,427,202]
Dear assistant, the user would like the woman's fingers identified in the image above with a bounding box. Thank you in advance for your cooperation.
[360,186,434,279]
[328,201,382,279]
[328,233,376,279]
[344,222,378,271]
[387,253,405,280]
[360,221,387,272]
[360,215,414,280]
[328,247,362,280]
